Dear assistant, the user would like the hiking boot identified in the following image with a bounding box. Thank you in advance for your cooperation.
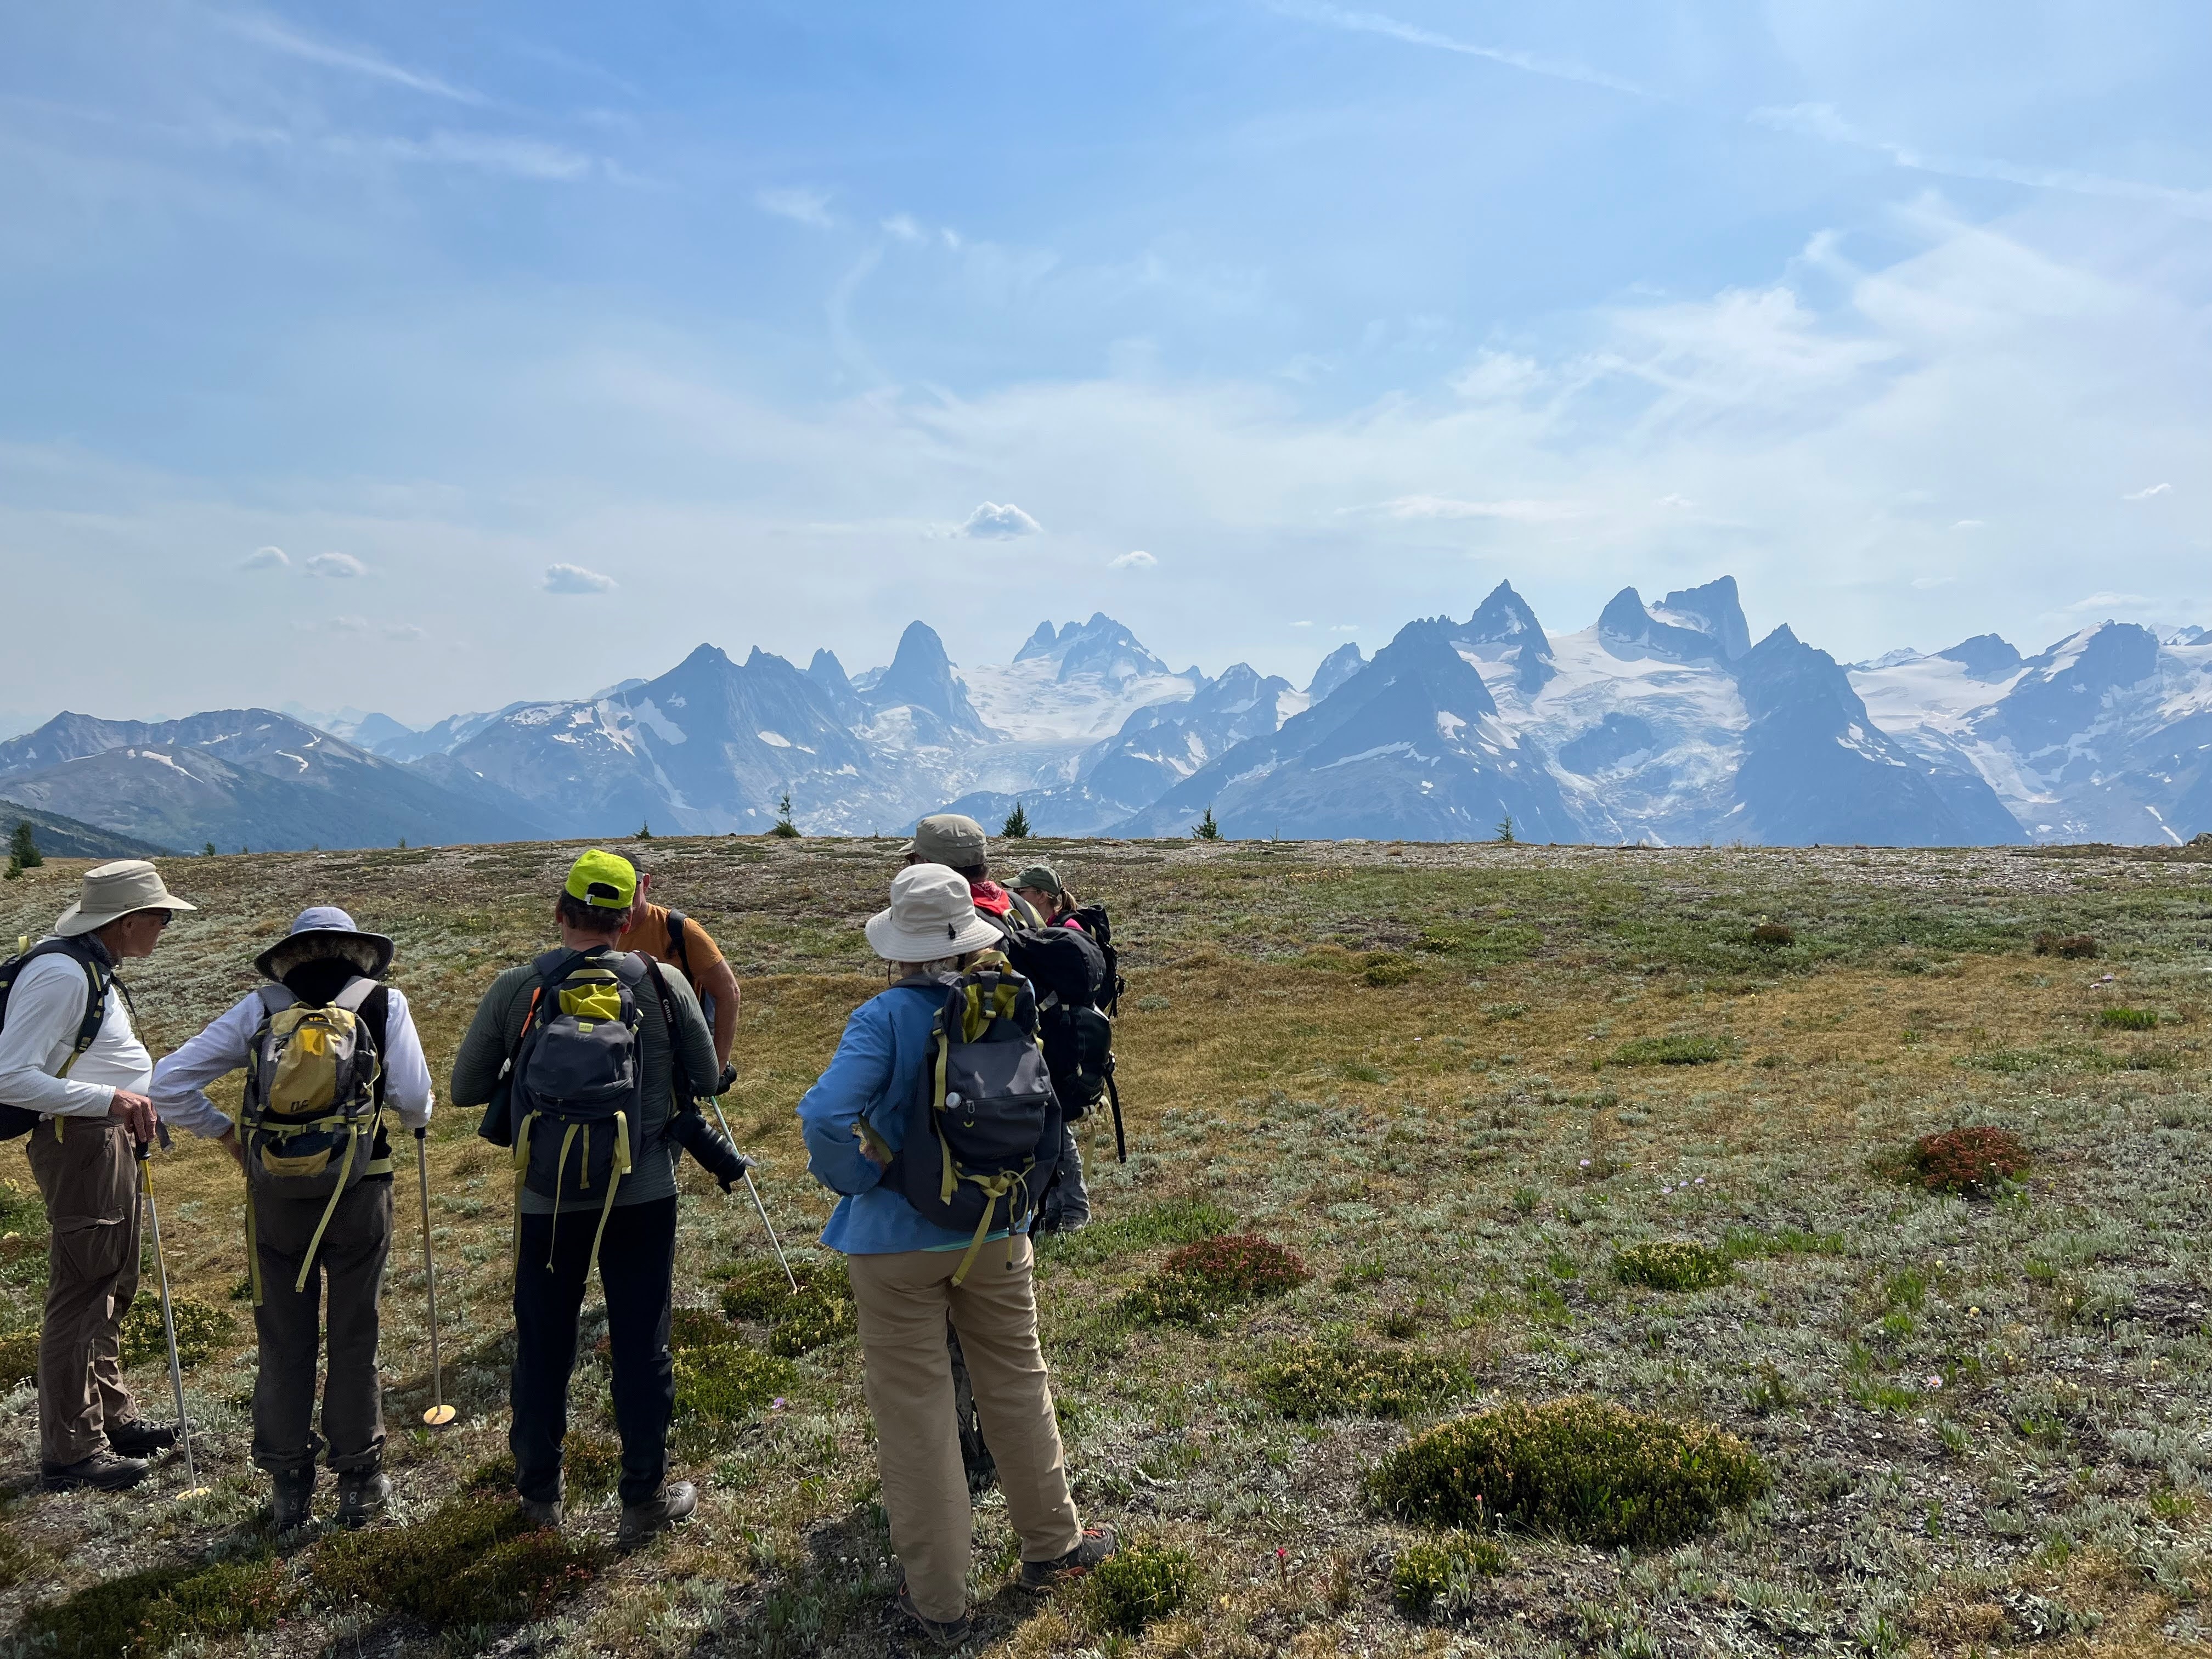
[106,1419,178,1457]
[41,1451,149,1492]
[270,1467,317,1532]
[1019,1525,1117,1588]
[616,1481,696,1550]
[896,1583,973,1646]
[334,1469,391,1528]
[518,1492,564,1529]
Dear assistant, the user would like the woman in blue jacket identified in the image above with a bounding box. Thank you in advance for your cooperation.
[798,864,1114,1643]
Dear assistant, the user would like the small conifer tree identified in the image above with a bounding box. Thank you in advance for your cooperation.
[8,821,40,870]
[1193,806,1223,841]
[203,841,217,857]
[1001,801,1032,839]
[1494,812,1517,845]
[636,822,653,840]
[771,792,800,839]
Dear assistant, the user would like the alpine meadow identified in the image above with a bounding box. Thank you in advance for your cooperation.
[0,833,2209,1656]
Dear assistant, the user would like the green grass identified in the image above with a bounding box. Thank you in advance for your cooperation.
[1086,1540,1197,1634]
[1613,1238,1735,1291]
[1606,1034,1736,1066]
[117,1296,234,1369]
[307,1492,602,1628]
[1251,1341,1465,1419]
[1035,1198,1236,1269]
[1391,1531,1510,1617]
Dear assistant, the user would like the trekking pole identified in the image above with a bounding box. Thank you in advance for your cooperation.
[136,1130,207,1498]
[706,1097,799,1294]
[1105,1060,1127,1165]
[414,1129,455,1427]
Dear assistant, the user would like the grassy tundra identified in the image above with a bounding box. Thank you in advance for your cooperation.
[0,836,2208,1657]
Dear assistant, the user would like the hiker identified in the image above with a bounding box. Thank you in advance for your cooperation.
[797,864,1114,1642]
[1011,864,1080,927]
[451,850,721,1549]
[903,814,1046,935]
[618,866,742,1087]
[149,907,431,1529]
[0,861,195,1492]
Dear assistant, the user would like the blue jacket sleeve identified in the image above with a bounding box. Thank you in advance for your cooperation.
[797,998,896,1197]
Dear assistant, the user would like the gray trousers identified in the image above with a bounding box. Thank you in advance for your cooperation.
[26,1118,143,1467]
[250,1178,392,1475]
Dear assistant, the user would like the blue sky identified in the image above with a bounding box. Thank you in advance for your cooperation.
[2,3,2208,726]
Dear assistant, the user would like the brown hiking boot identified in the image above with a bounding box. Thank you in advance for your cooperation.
[616,1481,696,1549]
[41,1451,149,1492]
[896,1583,973,1646]
[106,1419,179,1457]
[1020,1524,1117,1587]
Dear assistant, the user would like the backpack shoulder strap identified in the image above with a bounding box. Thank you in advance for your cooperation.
[255,984,295,1016]
[9,940,115,1079]
[331,976,379,1015]
[641,961,695,1105]
[663,910,693,980]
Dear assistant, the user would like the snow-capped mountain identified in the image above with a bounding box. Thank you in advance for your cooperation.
[19,586,2212,850]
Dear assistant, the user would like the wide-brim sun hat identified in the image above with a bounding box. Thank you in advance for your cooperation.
[254,906,396,981]
[52,860,197,938]
[865,865,1003,963]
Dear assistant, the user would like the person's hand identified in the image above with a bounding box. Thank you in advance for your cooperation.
[106,1091,157,1143]
[219,1127,247,1172]
[715,1062,738,1097]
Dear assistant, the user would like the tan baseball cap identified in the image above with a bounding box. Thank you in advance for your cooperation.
[902,813,988,868]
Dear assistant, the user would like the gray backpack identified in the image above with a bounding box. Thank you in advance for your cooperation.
[509,949,650,1272]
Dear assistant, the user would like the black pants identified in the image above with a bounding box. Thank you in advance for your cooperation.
[252,1178,393,1475]
[511,1196,676,1508]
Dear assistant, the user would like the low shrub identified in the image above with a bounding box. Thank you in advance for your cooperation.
[21,1556,292,1659]
[1252,1341,1465,1419]
[308,1491,601,1627]
[1613,1239,1734,1292]
[673,1346,797,1453]
[1908,1126,2029,1195]
[1365,1397,1767,1548]
[718,1258,857,1356]
[0,1329,37,1390]
[118,1297,234,1370]
[1391,1531,1509,1617]
[2097,1006,2159,1030]
[1121,1234,1310,1329]
[2033,931,2098,958]
[1087,1540,1197,1634]
[1607,1034,1735,1067]
[1039,1198,1233,1268]
[1362,951,1419,987]
[1750,921,1796,947]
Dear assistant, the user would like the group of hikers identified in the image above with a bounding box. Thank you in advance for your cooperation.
[0,812,1120,1641]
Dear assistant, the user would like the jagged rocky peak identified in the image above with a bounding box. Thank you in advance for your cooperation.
[866,621,991,735]
[1596,582,1737,663]
[1014,613,1171,683]
[808,648,855,695]
[1935,633,2022,682]
[1307,642,1364,702]
[1457,580,1555,692]
[1652,575,1752,660]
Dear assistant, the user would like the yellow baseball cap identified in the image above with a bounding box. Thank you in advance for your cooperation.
[564,849,638,909]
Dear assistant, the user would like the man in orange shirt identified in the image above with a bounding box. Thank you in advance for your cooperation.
[618,869,742,1091]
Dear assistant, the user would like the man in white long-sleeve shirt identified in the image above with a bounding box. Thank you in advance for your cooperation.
[0,860,197,1492]
[152,905,433,1531]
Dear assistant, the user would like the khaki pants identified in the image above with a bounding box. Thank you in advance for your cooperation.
[847,1237,1081,1623]
[26,1118,143,1468]
[250,1178,392,1475]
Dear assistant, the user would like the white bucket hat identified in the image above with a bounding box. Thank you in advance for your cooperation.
[864,865,1003,963]
[52,860,198,938]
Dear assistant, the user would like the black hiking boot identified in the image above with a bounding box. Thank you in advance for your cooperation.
[518,1491,564,1529]
[335,1469,391,1528]
[41,1451,149,1492]
[896,1583,972,1647]
[616,1481,696,1550]
[270,1466,317,1532]
[1020,1525,1117,1587]
[106,1419,179,1457]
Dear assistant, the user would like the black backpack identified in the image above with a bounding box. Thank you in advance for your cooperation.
[1068,904,1123,1014]
[507,949,652,1272]
[1002,927,1111,1120]
[0,938,115,1142]
[884,966,1063,1283]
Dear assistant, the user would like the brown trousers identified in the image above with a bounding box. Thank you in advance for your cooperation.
[250,1178,392,1475]
[26,1118,143,1468]
[847,1237,1082,1623]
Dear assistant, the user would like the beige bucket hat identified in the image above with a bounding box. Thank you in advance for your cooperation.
[865,865,1002,963]
[52,860,198,938]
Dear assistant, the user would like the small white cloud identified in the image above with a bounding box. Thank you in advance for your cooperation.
[331,615,371,634]
[307,552,366,577]
[881,213,924,242]
[543,562,617,595]
[957,501,1043,539]
[755,187,833,229]
[383,623,429,642]
[1291,620,1314,628]
[2125,482,2172,500]
[1656,493,1695,509]
[1109,550,1157,570]
[241,545,289,570]
[1951,520,1985,530]
[2063,591,2152,612]
[1328,624,1359,633]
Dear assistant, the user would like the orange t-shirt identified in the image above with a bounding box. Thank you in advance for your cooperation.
[618,902,727,997]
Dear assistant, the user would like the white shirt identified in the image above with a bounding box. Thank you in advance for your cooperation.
[150,983,435,1140]
[0,945,152,1118]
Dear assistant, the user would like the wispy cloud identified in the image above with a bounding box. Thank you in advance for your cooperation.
[543,562,616,595]
[1363,494,1589,523]
[2065,591,2153,611]
[756,187,835,229]
[360,132,597,182]
[1110,550,1157,569]
[2125,482,2171,500]
[306,551,366,577]
[881,213,924,243]
[240,544,287,570]
[957,501,1043,539]
[216,12,486,106]
[1272,1,1649,97]
[1752,104,2212,219]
